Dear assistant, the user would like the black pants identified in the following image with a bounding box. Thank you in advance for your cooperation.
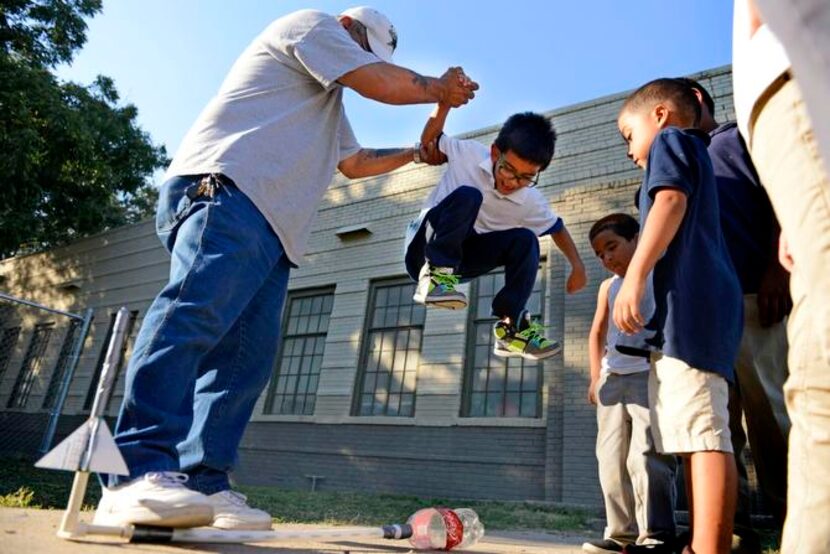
[405,186,539,322]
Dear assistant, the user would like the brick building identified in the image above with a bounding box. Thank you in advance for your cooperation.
[0,66,736,508]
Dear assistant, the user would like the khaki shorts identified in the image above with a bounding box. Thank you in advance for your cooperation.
[648,353,732,454]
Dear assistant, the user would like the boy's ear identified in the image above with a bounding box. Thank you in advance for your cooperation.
[490,143,499,163]
[653,104,670,128]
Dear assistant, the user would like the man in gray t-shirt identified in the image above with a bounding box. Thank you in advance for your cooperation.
[98,7,478,531]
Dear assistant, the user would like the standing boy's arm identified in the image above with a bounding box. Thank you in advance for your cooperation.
[551,227,587,293]
[588,279,612,405]
[614,188,687,334]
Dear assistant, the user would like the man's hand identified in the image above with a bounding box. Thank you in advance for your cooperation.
[588,378,599,406]
[757,243,792,327]
[613,276,646,334]
[419,139,447,166]
[438,67,479,108]
[566,263,587,294]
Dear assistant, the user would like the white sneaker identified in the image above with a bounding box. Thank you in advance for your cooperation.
[207,490,272,530]
[93,472,214,528]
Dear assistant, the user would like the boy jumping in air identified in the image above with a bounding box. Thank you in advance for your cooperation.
[404,104,586,360]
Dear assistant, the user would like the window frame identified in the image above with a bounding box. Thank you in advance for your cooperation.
[460,265,546,418]
[262,287,335,416]
[7,322,55,409]
[0,325,22,387]
[42,319,83,411]
[352,277,425,418]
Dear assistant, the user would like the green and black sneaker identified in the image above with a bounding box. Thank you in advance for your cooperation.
[412,263,467,309]
[493,311,561,360]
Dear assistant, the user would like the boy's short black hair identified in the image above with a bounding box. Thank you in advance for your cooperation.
[589,213,640,243]
[620,78,701,127]
[494,112,557,171]
[675,77,715,115]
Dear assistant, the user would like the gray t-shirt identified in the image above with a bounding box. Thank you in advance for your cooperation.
[165,9,379,264]
[602,274,655,375]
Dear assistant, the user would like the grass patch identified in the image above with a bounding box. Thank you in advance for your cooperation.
[0,458,101,509]
[0,486,36,508]
[0,457,590,531]
[241,486,589,531]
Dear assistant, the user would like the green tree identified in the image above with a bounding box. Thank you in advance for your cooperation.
[0,0,168,258]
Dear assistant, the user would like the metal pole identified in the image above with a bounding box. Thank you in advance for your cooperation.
[53,307,131,540]
[87,308,130,421]
[0,292,85,321]
[39,308,94,454]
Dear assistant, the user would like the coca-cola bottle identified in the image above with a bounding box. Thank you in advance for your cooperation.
[406,507,485,550]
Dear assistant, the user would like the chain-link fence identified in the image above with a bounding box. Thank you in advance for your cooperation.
[0,292,92,460]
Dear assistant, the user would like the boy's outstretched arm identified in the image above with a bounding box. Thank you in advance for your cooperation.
[339,89,465,178]
[614,188,687,334]
[421,102,452,146]
[588,278,612,405]
[551,227,587,293]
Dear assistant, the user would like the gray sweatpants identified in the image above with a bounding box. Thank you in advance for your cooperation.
[596,371,677,545]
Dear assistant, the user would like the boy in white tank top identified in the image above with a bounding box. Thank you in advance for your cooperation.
[582,213,677,554]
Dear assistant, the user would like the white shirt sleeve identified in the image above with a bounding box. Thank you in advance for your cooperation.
[524,192,563,236]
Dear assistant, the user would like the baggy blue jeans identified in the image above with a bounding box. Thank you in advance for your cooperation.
[404,186,540,322]
[110,174,292,494]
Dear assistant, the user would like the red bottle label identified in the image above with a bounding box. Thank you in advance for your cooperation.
[437,507,464,551]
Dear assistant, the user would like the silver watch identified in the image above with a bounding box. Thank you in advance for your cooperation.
[413,142,422,163]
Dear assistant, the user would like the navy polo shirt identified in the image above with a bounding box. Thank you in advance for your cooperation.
[639,127,742,381]
[709,122,776,294]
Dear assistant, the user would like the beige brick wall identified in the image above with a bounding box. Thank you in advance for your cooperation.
[0,66,735,504]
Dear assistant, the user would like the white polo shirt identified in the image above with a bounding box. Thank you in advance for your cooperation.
[406,134,562,247]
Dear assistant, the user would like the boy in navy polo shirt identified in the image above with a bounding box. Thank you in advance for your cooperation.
[680,77,790,548]
[404,105,586,360]
[615,78,743,554]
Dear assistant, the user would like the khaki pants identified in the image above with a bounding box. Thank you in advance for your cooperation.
[751,76,830,554]
[595,371,677,545]
[730,294,790,525]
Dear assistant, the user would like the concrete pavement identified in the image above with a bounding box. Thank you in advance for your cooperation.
[0,507,592,554]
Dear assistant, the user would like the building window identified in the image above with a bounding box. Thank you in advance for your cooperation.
[264,289,334,415]
[7,322,55,409]
[462,268,545,418]
[83,310,138,411]
[354,279,424,417]
[42,319,83,411]
[0,326,22,385]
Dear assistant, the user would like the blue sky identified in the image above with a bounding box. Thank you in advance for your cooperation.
[57,1,733,167]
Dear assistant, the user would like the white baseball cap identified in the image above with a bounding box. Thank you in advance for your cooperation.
[340,6,397,63]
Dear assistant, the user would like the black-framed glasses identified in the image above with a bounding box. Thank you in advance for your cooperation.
[496,153,540,187]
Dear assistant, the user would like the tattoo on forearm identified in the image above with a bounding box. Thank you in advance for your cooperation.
[405,69,430,90]
[367,148,408,159]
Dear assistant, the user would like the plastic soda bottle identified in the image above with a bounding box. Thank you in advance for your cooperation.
[406,507,485,550]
